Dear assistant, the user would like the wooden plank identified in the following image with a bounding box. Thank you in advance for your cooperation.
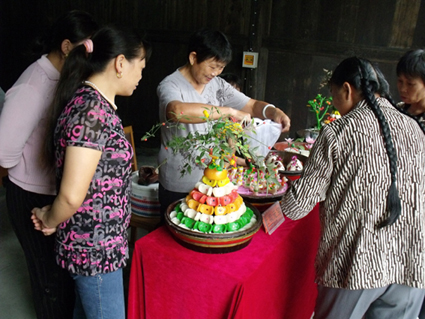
[389,0,421,48]
[412,2,425,47]
[262,37,407,62]
[337,0,360,43]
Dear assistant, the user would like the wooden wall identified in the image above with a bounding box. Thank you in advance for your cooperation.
[1,0,424,147]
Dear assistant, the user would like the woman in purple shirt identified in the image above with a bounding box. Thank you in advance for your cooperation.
[32,25,151,318]
[0,11,97,318]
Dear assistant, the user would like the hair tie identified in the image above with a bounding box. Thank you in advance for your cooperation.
[83,39,93,53]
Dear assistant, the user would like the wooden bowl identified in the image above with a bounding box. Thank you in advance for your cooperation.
[165,201,262,254]
[239,193,284,213]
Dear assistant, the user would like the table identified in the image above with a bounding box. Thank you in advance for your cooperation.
[128,205,320,319]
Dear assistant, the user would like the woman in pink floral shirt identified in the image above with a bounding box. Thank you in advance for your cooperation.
[32,25,151,319]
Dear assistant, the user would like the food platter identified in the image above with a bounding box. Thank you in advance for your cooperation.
[165,200,262,254]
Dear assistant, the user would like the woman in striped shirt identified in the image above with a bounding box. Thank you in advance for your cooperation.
[281,57,425,318]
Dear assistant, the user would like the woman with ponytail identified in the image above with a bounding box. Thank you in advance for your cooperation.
[280,57,425,318]
[0,10,97,318]
[31,25,151,319]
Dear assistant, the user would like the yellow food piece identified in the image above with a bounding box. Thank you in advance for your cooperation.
[217,177,230,187]
[214,206,227,216]
[202,176,217,187]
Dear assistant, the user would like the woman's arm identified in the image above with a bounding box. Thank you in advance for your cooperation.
[33,146,102,229]
[166,100,251,123]
[0,84,44,168]
[241,99,291,133]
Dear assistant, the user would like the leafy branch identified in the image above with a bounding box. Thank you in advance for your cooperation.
[142,107,262,177]
[307,94,333,130]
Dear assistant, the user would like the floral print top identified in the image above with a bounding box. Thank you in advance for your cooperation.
[54,85,133,276]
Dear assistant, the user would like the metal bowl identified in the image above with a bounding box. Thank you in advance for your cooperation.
[165,201,262,254]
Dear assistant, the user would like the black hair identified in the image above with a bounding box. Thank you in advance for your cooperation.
[44,25,151,165]
[396,49,425,84]
[187,28,232,64]
[31,10,98,57]
[220,73,242,90]
[374,66,391,100]
[329,57,401,228]
[394,49,425,133]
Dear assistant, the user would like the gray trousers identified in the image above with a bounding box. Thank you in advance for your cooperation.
[314,284,425,319]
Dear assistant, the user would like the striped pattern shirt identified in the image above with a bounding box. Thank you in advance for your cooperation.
[281,98,425,289]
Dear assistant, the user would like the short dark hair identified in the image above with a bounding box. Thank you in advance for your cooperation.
[396,49,425,84]
[187,28,232,64]
[220,73,242,90]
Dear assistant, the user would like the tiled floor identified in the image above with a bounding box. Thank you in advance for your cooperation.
[0,146,159,318]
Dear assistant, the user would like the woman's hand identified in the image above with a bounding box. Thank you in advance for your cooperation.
[270,108,291,133]
[31,206,57,236]
[241,99,291,132]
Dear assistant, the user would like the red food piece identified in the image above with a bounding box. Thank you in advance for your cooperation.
[220,195,231,206]
[199,195,207,204]
[190,190,203,201]
[228,190,238,202]
[206,196,218,206]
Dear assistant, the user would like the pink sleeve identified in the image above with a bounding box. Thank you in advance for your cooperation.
[0,83,45,168]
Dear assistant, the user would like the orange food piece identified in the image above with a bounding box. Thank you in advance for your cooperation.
[204,167,228,181]
[187,199,200,210]
[226,203,237,214]
[234,196,243,207]
[197,204,213,215]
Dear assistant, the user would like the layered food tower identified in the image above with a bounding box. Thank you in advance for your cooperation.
[169,167,257,234]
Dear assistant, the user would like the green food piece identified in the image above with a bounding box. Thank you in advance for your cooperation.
[244,208,254,219]
[183,217,195,228]
[176,212,184,221]
[175,203,182,213]
[238,215,250,227]
[198,221,212,233]
[226,222,240,232]
[236,219,246,229]
[212,224,226,233]
[193,221,200,230]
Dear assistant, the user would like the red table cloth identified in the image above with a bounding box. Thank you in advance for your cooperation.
[128,205,320,319]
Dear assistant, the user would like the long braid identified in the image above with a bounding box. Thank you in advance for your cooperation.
[358,61,401,228]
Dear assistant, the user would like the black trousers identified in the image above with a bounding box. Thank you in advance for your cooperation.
[5,177,75,319]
